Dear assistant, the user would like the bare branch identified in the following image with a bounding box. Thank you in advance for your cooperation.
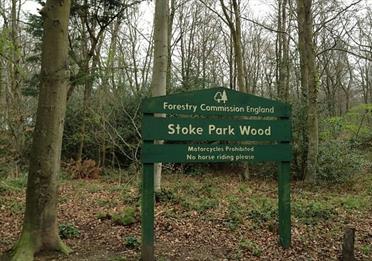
[314,0,363,34]
[240,15,297,44]
[317,47,372,61]
[198,0,228,26]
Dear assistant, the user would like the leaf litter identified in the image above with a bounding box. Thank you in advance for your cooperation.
[0,172,371,260]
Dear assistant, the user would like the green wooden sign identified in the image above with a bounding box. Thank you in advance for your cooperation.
[140,87,291,261]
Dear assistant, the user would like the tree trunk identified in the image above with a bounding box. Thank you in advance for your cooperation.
[166,0,176,92]
[231,0,246,93]
[220,0,246,93]
[219,0,250,179]
[5,0,24,176]
[296,0,318,183]
[277,0,290,102]
[9,0,71,260]
[76,41,102,162]
[151,0,169,193]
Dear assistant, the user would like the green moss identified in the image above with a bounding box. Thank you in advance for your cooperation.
[10,230,39,261]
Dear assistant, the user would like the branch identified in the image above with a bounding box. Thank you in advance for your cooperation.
[219,0,235,31]
[0,6,8,26]
[317,47,372,61]
[240,15,297,43]
[314,0,363,34]
[68,34,82,66]
[342,20,372,50]
[241,15,283,34]
[198,0,228,26]
[97,0,145,33]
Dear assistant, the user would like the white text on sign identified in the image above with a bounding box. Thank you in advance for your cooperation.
[167,124,272,136]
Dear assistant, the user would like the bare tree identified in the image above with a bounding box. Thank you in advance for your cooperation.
[277,0,290,101]
[220,0,246,92]
[8,0,72,259]
[151,0,169,192]
[296,0,318,182]
[1,0,25,176]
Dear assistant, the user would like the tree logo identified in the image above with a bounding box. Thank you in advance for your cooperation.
[214,90,228,104]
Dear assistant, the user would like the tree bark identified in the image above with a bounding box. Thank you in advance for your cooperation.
[9,0,71,260]
[151,0,169,192]
[219,0,250,179]
[296,0,318,183]
[277,0,290,101]
[220,0,246,93]
[166,0,176,92]
[76,39,103,162]
[5,0,24,176]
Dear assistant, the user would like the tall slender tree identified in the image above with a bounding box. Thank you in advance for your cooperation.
[220,0,246,93]
[4,0,25,176]
[296,0,318,182]
[8,0,72,259]
[277,0,290,101]
[151,0,169,192]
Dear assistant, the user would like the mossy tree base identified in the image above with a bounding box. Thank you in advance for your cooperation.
[9,233,71,261]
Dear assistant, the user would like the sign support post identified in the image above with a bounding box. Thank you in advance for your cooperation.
[278,160,291,248]
[278,115,291,248]
[141,136,155,260]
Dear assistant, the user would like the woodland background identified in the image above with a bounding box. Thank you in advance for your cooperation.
[0,0,371,180]
[0,0,371,260]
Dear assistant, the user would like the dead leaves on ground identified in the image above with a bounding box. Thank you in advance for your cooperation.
[0,173,371,260]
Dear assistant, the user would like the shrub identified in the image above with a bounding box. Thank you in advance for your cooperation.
[225,195,245,230]
[293,201,335,225]
[9,201,25,214]
[361,244,371,256]
[319,117,344,140]
[155,189,177,203]
[247,197,277,225]
[317,140,366,183]
[239,239,262,257]
[112,207,137,226]
[62,159,101,179]
[0,175,28,193]
[96,212,112,220]
[123,236,140,249]
[62,89,145,168]
[59,223,80,239]
[339,196,369,210]
[181,197,218,213]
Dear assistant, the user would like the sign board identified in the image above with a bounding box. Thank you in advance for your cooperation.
[140,87,292,261]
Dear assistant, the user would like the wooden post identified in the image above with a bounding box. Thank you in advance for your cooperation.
[278,114,291,249]
[341,226,355,261]
[278,160,291,248]
[141,162,155,261]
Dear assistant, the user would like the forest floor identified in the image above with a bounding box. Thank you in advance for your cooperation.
[0,167,371,261]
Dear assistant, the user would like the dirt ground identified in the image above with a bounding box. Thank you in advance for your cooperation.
[1,171,371,260]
